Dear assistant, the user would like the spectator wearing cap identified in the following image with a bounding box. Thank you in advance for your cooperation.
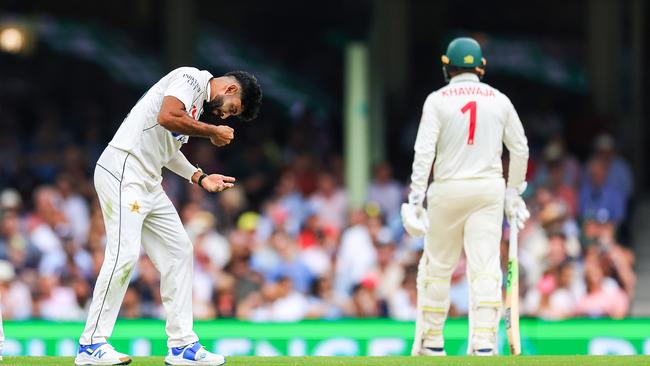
[533,139,581,190]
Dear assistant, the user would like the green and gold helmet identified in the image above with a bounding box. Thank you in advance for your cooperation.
[441,37,486,81]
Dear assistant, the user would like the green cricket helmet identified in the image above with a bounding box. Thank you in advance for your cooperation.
[441,37,487,82]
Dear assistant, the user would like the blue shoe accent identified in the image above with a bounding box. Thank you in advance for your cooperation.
[171,345,185,357]
[426,347,444,352]
[78,342,107,355]
[477,348,493,353]
[172,342,205,360]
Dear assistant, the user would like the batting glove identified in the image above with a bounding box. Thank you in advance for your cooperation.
[401,202,428,238]
[505,182,530,230]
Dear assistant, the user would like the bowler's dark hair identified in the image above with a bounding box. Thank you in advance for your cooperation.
[226,71,262,121]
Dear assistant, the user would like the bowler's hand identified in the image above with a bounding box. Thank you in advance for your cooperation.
[210,125,234,146]
[200,174,236,192]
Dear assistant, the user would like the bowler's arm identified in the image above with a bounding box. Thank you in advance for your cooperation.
[164,149,201,183]
[158,96,220,138]
[164,150,235,192]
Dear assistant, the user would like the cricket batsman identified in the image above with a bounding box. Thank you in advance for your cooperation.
[401,37,529,356]
[75,67,262,365]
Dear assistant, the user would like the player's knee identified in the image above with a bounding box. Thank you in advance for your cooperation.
[471,273,501,308]
[421,277,450,302]
[123,249,140,265]
[178,237,193,259]
[117,251,139,284]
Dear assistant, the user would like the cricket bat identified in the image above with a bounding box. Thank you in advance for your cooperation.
[505,222,521,355]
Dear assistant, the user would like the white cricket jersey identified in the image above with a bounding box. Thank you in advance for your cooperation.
[409,73,529,204]
[108,67,213,187]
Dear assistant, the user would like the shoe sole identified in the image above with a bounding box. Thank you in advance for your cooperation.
[74,357,132,365]
[164,357,226,366]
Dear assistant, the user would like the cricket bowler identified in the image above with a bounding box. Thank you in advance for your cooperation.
[75,67,262,365]
[401,37,530,356]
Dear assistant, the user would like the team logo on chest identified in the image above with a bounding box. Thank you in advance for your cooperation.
[129,200,141,213]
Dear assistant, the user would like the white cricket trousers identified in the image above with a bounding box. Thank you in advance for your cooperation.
[80,146,198,348]
[412,178,505,354]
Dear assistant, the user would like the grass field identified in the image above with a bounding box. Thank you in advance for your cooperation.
[4,356,650,366]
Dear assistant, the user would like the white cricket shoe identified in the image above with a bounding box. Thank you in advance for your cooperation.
[74,342,131,365]
[165,342,226,365]
[419,347,446,356]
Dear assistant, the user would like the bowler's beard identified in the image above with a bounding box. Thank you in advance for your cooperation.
[199,96,225,123]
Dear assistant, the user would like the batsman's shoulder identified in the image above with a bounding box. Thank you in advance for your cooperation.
[485,84,515,107]
[425,88,446,105]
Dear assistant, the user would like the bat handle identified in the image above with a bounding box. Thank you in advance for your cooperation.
[508,219,519,257]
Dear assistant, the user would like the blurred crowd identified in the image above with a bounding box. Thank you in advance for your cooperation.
[0,53,637,322]
[0,120,636,322]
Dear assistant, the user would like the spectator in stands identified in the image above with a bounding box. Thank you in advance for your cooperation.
[347,281,380,318]
[239,276,309,322]
[35,274,85,320]
[387,264,417,320]
[120,286,142,319]
[583,217,636,298]
[579,159,626,224]
[306,276,346,319]
[545,160,578,219]
[0,209,40,271]
[335,208,378,296]
[309,172,347,231]
[587,134,633,200]
[576,253,629,319]
[0,260,32,320]
[524,260,577,320]
[28,186,69,257]
[271,171,312,237]
[374,229,405,302]
[131,257,164,318]
[264,230,314,293]
[368,162,404,220]
[55,173,90,247]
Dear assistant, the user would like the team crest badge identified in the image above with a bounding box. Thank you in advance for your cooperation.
[129,201,141,213]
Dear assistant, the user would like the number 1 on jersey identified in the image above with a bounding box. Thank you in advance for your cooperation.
[461,101,477,145]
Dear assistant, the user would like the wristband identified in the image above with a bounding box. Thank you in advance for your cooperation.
[197,173,209,189]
